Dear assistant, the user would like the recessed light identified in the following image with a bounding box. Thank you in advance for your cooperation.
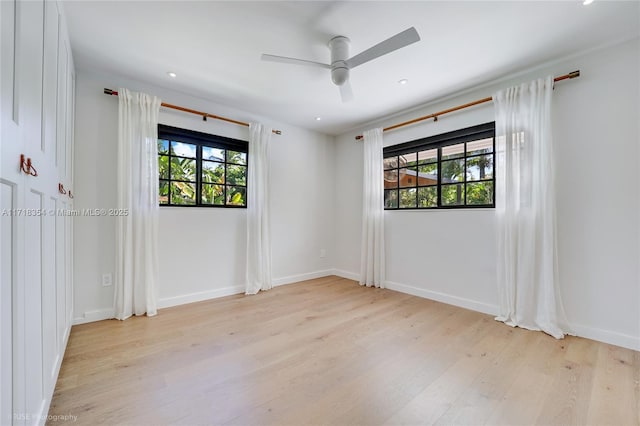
[583,0,594,4]
[167,72,177,78]
[398,79,409,85]
[315,117,322,121]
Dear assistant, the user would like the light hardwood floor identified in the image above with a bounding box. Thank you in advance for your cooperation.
[49,276,639,426]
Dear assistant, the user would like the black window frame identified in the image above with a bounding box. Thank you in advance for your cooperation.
[383,122,495,210]
[158,124,249,208]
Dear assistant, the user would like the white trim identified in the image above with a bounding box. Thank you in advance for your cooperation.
[272,269,334,287]
[385,280,500,316]
[332,269,499,315]
[72,271,640,352]
[335,271,640,351]
[331,269,360,282]
[74,270,337,321]
[570,323,640,352]
[72,308,115,325]
[157,269,336,310]
[157,285,244,309]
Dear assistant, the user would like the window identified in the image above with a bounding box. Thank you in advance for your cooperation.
[383,122,495,209]
[158,124,248,207]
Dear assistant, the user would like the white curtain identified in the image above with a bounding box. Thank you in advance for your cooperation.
[493,76,568,339]
[114,88,161,320]
[245,123,272,295]
[360,128,385,288]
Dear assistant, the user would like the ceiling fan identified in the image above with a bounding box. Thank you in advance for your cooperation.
[261,27,420,102]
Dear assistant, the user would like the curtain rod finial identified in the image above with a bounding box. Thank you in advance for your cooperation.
[569,70,580,79]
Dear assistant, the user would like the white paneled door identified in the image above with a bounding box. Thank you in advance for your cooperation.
[1,1,75,425]
[1,0,23,423]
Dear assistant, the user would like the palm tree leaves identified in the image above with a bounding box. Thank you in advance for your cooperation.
[158,139,247,206]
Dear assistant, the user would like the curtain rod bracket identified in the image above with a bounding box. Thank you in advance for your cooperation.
[202,115,207,122]
[433,116,438,122]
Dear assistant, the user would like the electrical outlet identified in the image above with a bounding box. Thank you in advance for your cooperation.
[320,249,327,258]
[102,273,112,287]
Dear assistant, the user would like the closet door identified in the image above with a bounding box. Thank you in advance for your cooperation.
[1,0,74,423]
[0,0,51,423]
[52,9,75,360]
[41,0,62,397]
[18,0,47,423]
[0,1,23,423]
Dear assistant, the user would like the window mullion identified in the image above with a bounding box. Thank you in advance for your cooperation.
[196,145,202,205]
[437,147,442,208]
[493,136,496,207]
[464,142,467,206]
[223,150,228,206]
[168,150,173,205]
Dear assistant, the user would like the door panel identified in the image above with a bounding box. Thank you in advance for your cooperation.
[42,197,57,390]
[0,182,17,426]
[42,1,59,160]
[23,189,44,422]
[56,40,68,175]
[19,0,44,156]
[55,199,66,354]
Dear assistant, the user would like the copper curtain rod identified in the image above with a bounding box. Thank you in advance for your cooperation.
[103,88,282,136]
[354,70,580,140]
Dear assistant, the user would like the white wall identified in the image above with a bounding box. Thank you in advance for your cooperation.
[73,69,335,322]
[334,38,640,350]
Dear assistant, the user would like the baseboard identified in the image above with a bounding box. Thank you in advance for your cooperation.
[74,271,639,351]
[570,323,640,351]
[157,285,245,309]
[75,271,336,321]
[272,269,334,287]
[385,280,500,316]
[331,269,360,281]
[73,308,115,325]
[336,272,639,352]
[331,269,499,316]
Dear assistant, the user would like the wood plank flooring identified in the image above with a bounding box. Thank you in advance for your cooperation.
[48,276,640,425]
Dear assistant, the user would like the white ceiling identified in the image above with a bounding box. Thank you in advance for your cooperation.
[63,1,639,135]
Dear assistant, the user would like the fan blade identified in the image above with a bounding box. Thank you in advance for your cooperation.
[345,27,420,69]
[261,54,331,69]
[339,81,354,103]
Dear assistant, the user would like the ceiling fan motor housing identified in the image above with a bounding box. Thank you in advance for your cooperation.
[329,36,350,86]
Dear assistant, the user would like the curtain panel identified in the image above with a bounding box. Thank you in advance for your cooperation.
[360,128,385,288]
[246,122,273,295]
[493,76,569,338]
[115,88,161,319]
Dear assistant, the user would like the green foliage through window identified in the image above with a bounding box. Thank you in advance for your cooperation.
[383,122,495,209]
[158,125,248,207]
